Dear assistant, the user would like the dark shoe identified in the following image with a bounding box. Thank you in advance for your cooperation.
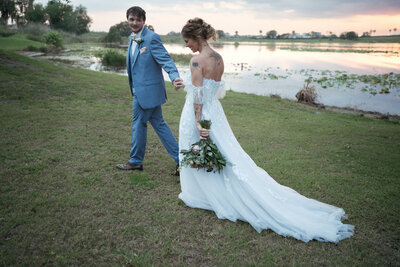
[172,164,180,176]
[116,162,143,171]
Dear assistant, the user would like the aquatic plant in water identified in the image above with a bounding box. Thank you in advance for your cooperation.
[310,72,400,95]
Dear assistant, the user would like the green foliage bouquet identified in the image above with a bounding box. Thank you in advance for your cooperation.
[180,120,227,173]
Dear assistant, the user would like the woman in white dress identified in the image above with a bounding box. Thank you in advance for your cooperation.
[178,18,354,243]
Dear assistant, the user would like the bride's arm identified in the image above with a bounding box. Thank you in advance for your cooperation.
[191,59,209,139]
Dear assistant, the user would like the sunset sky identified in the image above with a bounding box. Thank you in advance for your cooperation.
[34,0,400,36]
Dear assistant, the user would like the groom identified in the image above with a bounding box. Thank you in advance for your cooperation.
[117,6,183,174]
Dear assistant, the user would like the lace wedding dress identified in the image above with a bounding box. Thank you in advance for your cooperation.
[178,76,354,242]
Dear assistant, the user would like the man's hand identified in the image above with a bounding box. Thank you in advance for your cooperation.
[173,78,184,90]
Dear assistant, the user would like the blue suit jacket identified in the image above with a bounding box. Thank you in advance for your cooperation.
[127,26,179,109]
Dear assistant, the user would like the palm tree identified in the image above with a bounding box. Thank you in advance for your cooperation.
[389,29,392,35]
[259,30,262,36]
[394,28,397,34]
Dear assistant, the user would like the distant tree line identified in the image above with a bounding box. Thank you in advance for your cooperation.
[0,0,91,34]
[212,29,397,40]
[103,21,155,43]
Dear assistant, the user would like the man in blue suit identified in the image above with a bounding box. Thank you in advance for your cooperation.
[117,6,183,175]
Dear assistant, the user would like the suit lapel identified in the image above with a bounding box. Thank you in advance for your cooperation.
[127,35,132,71]
[132,27,147,68]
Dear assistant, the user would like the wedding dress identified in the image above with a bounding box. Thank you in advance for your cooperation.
[178,75,354,243]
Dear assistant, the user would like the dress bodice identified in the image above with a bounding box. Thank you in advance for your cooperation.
[184,75,226,104]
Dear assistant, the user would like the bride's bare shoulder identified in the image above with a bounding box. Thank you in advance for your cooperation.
[190,55,202,69]
[209,49,222,62]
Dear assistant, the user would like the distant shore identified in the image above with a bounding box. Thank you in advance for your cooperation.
[161,35,400,44]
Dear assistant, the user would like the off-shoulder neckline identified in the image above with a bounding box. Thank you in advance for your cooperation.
[187,73,222,84]
[203,77,222,83]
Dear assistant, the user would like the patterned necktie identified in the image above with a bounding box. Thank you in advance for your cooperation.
[132,34,137,56]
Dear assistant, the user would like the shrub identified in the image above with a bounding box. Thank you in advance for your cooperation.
[26,34,43,42]
[43,32,63,47]
[0,25,17,37]
[23,45,41,52]
[20,23,50,36]
[296,80,317,104]
[98,50,125,67]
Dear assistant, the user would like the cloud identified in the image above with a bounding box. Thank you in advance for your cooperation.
[283,9,295,14]
[246,0,400,18]
[34,0,400,17]
[220,1,246,10]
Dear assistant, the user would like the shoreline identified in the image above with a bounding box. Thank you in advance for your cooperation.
[12,48,400,121]
[268,94,400,121]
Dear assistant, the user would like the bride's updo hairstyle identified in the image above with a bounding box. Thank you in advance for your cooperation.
[181,18,216,41]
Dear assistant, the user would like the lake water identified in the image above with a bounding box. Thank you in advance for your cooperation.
[40,41,400,115]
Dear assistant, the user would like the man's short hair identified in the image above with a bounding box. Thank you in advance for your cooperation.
[126,6,146,20]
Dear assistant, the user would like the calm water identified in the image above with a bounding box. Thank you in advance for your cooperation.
[165,42,400,115]
[41,42,400,115]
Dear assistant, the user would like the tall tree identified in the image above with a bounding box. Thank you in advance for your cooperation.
[46,0,74,32]
[216,29,224,38]
[0,0,16,25]
[25,3,46,23]
[266,30,277,39]
[74,4,91,34]
[13,0,30,25]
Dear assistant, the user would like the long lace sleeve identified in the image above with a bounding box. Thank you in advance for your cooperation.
[193,85,205,104]
[184,82,206,104]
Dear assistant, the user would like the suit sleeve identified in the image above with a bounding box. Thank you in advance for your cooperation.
[126,36,133,93]
[150,34,180,82]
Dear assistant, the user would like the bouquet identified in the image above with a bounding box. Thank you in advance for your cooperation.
[180,120,227,173]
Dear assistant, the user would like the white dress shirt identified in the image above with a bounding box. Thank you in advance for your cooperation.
[131,27,144,56]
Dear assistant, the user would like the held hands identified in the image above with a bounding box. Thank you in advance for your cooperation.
[173,78,184,90]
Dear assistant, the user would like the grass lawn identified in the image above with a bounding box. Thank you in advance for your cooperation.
[0,49,399,266]
[0,34,45,51]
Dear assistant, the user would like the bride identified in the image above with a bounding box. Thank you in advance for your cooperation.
[178,18,354,243]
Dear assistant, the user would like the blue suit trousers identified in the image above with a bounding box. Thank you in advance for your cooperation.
[129,95,179,165]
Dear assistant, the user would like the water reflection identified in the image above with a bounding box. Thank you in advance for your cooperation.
[39,42,400,115]
[166,42,400,115]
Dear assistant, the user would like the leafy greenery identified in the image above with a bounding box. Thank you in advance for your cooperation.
[45,1,92,35]
[43,31,63,47]
[0,49,399,265]
[311,72,400,95]
[180,120,227,173]
[340,31,359,40]
[0,24,17,37]
[96,49,126,67]
[25,3,47,24]
[103,21,131,43]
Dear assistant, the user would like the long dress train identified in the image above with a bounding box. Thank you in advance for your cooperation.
[178,76,354,243]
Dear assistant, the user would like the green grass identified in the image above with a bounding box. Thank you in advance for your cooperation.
[0,34,45,50]
[170,53,192,65]
[0,49,399,265]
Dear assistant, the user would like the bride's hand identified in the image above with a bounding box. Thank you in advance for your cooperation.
[197,126,210,139]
